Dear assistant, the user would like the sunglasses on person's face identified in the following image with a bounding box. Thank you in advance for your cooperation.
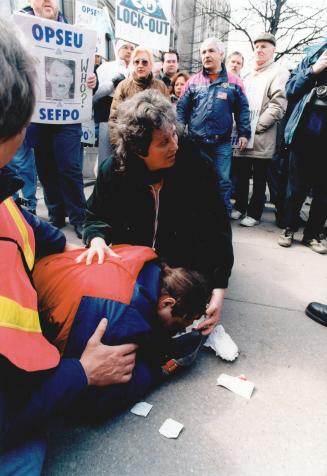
[133,58,149,66]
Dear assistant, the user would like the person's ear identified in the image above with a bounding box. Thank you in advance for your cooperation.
[158,296,176,310]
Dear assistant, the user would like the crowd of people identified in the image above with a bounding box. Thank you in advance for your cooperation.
[0,0,327,473]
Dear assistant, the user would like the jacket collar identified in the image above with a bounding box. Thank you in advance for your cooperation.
[202,63,228,83]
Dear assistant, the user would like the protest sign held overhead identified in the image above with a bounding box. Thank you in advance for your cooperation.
[115,0,172,51]
[13,13,96,125]
[75,1,112,58]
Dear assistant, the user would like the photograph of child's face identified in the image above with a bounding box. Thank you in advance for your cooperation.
[45,58,75,100]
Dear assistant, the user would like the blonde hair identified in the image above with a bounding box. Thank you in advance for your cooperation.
[131,47,154,67]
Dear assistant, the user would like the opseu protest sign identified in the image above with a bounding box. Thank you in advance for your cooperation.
[75,1,111,58]
[115,0,172,50]
[13,13,96,125]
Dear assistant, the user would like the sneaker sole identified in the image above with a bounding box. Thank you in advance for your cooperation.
[305,307,327,326]
[302,243,327,254]
[278,240,292,247]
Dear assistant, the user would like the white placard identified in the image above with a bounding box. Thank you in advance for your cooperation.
[75,1,108,58]
[13,13,96,124]
[130,401,153,417]
[115,0,172,51]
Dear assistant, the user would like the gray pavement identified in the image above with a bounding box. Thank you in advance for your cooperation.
[37,189,327,476]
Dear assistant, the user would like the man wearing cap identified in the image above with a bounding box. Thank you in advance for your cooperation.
[94,40,135,169]
[232,33,290,227]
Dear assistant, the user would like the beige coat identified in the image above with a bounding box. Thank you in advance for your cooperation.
[109,73,169,131]
[235,60,289,159]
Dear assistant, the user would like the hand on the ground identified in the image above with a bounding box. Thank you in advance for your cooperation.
[87,73,97,89]
[238,136,248,151]
[80,318,138,386]
[196,288,225,336]
[75,237,121,265]
[312,50,327,74]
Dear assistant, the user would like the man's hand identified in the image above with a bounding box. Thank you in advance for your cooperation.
[312,50,327,75]
[80,318,138,386]
[196,288,225,336]
[76,237,121,265]
[238,136,248,151]
[87,73,97,89]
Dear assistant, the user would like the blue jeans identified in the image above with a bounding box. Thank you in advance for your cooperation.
[1,437,46,476]
[28,123,86,225]
[7,140,37,212]
[200,141,233,214]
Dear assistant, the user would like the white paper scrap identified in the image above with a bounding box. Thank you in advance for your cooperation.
[159,418,184,439]
[217,373,254,399]
[130,402,153,417]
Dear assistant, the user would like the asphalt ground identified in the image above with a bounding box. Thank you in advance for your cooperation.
[35,186,327,476]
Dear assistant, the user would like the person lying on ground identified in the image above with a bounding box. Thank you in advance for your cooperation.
[34,244,209,419]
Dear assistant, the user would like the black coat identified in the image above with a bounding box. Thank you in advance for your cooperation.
[84,138,234,289]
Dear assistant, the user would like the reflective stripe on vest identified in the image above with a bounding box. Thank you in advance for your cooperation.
[0,197,59,370]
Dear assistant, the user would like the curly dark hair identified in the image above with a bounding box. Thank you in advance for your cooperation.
[111,89,178,171]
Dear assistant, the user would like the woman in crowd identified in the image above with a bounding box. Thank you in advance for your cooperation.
[109,46,169,129]
[78,90,234,337]
[170,71,190,105]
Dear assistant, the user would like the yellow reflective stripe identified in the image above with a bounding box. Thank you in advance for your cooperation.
[4,199,34,270]
[0,296,41,333]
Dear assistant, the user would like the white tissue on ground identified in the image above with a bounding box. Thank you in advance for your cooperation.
[203,324,239,361]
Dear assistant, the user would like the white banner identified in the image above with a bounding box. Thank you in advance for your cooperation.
[75,1,108,58]
[115,0,172,50]
[13,13,96,124]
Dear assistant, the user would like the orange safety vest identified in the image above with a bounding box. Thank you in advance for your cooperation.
[0,197,60,371]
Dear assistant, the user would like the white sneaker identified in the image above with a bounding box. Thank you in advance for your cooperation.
[240,216,260,227]
[203,324,239,361]
[230,209,243,220]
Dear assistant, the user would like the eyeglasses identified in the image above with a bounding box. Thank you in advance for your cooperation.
[133,58,149,66]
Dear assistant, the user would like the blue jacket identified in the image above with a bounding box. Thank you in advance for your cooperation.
[284,39,327,145]
[177,65,251,143]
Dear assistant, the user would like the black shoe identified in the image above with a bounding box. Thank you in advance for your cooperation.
[74,223,83,239]
[305,302,327,326]
[49,218,66,229]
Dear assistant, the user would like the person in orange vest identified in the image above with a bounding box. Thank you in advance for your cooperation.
[0,18,138,474]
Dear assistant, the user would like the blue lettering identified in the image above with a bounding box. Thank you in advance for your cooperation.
[31,25,83,48]
[123,8,129,23]
[32,24,43,41]
[138,13,144,29]
[39,108,80,121]
[65,30,72,47]
[56,28,63,45]
[117,6,123,21]
[131,10,137,27]
[44,26,55,43]
[71,110,79,120]
[149,18,155,32]
[74,33,83,49]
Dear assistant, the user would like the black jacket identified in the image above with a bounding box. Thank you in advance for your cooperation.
[84,138,234,289]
